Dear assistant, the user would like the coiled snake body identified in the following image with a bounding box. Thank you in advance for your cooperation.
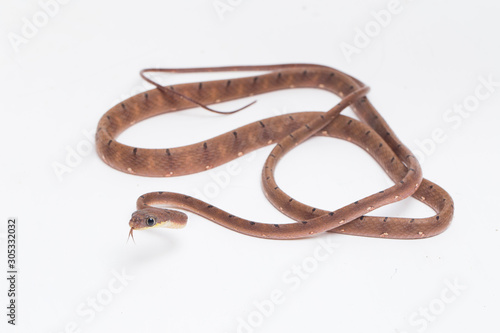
[95,64,453,240]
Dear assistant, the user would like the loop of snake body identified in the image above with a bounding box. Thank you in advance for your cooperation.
[95,64,453,240]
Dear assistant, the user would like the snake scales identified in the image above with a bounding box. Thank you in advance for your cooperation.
[95,64,453,240]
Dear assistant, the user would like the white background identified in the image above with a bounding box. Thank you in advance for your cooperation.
[1,0,499,332]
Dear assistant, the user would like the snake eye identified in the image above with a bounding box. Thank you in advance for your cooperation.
[146,217,156,226]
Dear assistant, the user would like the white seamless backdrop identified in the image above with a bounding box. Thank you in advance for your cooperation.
[1,1,499,333]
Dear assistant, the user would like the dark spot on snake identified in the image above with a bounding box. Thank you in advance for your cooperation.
[289,198,293,202]
[289,115,294,121]
[250,221,255,225]
[229,215,234,218]
[266,176,270,180]
[429,185,434,189]
[329,73,335,78]
[386,132,390,136]
[406,155,412,159]
[436,216,440,221]
[365,130,371,135]
[199,82,202,90]
[207,205,213,208]
[354,201,359,204]
[233,131,237,138]
[302,221,308,224]
[274,186,279,190]
[253,77,258,83]
[145,93,148,99]
[360,216,364,220]
[410,219,415,223]
[133,148,137,155]
[277,143,283,149]
[349,85,354,90]
[169,86,174,90]
[259,121,265,128]
[106,115,110,121]
[270,154,275,158]
[379,143,383,148]
[107,140,112,146]
[277,72,282,79]
[166,149,171,156]
[409,168,415,172]
[312,208,316,212]
[373,115,379,120]
[390,157,395,163]
[158,191,163,194]
[320,115,325,120]
[226,80,231,87]
[203,142,207,149]
[347,119,352,125]
[274,224,280,228]
[140,195,145,199]
[328,212,334,216]
[443,198,446,202]
[397,144,402,148]
[360,96,367,103]
[384,217,388,222]
[289,133,294,139]
[303,70,307,75]
[184,195,190,199]
[400,180,404,184]
[305,124,311,130]
[379,190,384,193]
[121,103,125,109]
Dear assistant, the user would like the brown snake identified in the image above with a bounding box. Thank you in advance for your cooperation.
[95,64,453,240]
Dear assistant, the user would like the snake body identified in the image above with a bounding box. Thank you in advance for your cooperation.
[95,64,453,240]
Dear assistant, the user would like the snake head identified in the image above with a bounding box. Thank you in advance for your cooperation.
[129,207,188,231]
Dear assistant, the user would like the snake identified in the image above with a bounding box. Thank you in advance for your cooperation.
[95,64,453,240]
